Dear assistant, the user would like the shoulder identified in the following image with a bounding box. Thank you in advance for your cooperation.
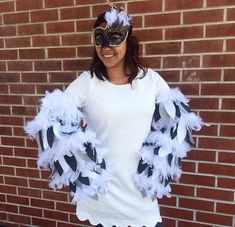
[145,68,170,95]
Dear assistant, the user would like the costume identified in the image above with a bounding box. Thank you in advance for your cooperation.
[25,69,203,227]
[25,5,204,227]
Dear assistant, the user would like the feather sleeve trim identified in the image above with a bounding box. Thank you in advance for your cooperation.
[25,89,111,203]
[135,88,204,200]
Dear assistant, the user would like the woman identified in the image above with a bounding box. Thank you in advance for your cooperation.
[25,5,203,227]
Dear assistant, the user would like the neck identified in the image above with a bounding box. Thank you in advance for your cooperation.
[106,66,129,85]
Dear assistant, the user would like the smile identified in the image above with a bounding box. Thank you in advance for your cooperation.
[103,54,114,58]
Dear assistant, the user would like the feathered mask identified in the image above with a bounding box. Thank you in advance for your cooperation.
[94,5,132,47]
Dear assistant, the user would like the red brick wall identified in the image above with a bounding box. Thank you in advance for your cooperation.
[0,0,235,226]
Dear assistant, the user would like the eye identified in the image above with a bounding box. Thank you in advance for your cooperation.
[110,33,122,40]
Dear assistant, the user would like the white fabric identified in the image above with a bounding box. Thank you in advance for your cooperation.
[65,69,170,227]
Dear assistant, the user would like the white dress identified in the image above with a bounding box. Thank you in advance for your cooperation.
[65,68,170,227]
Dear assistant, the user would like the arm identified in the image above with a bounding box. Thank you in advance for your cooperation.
[25,73,110,203]
[135,73,204,200]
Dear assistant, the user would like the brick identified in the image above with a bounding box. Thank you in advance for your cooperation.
[44,210,69,221]
[30,198,55,209]
[0,50,17,60]
[0,26,16,37]
[199,137,235,150]
[31,9,58,22]
[16,0,43,11]
[184,40,223,53]
[165,26,203,40]
[8,61,33,71]
[221,125,235,137]
[23,95,41,105]
[0,185,17,194]
[16,167,40,178]
[13,126,26,137]
[182,69,221,81]
[34,60,61,71]
[227,8,235,21]
[146,42,181,55]
[56,202,75,213]
[5,37,31,48]
[158,196,177,206]
[0,61,6,71]
[92,4,120,17]
[10,84,35,94]
[18,187,42,198]
[128,0,162,13]
[218,152,235,164]
[27,158,38,168]
[48,47,76,58]
[0,116,24,126]
[43,190,68,201]
[158,70,180,82]
[76,19,95,32]
[204,54,235,67]
[161,206,193,220]
[206,23,235,37]
[224,69,235,81]
[7,195,29,205]
[132,16,142,28]
[76,0,106,3]
[145,13,180,27]
[62,34,91,46]
[77,46,94,57]
[60,6,90,20]
[216,202,235,215]
[5,176,28,187]
[4,204,18,213]
[171,184,194,196]
[179,198,214,211]
[63,59,91,71]
[3,157,26,167]
[18,24,44,35]
[0,126,12,136]
[46,21,74,34]
[36,84,64,95]
[13,106,37,116]
[200,111,235,124]
[0,166,15,175]
[171,83,200,95]
[19,206,42,217]
[3,12,29,24]
[166,0,203,10]
[0,1,14,13]
[0,106,11,115]
[218,177,235,189]
[29,179,50,190]
[199,162,235,177]
[0,84,8,94]
[0,147,13,156]
[207,0,235,6]
[49,72,76,83]
[184,9,223,24]
[32,35,60,47]
[32,218,56,227]
[188,149,216,162]
[196,211,233,226]
[226,39,235,51]
[142,57,161,69]
[201,83,235,95]
[19,49,45,59]
[8,213,31,225]
[163,56,200,68]
[0,95,22,104]
[180,173,215,187]
[22,73,47,83]
[197,187,233,201]
[178,221,212,227]
[134,29,162,41]
[191,98,219,111]
[45,0,74,8]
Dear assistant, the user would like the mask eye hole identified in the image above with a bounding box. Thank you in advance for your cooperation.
[110,32,122,40]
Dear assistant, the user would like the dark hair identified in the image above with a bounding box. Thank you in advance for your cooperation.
[90,12,147,84]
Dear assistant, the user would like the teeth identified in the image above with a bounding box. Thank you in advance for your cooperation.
[103,54,114,58]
